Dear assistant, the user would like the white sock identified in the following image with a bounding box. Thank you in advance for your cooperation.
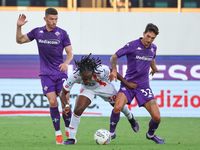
[69,113,81,139]
[110,132,115,136]
[121,104,132,120]
[55,130,62,136]
[65,127,69,132]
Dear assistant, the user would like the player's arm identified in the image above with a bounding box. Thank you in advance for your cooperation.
[109,54,118,82]
[16,14,30,44]
[150,59,159,76]
[59,45,73,72]
[117,72,137,89]
[60,88,70,116]
[60,71,78,115]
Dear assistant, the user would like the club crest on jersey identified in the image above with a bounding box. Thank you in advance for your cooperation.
[80,89,84,93]
[137,47,142,50]
[55,31,60,36]
[44,86,48,91]
[151,47,154,52]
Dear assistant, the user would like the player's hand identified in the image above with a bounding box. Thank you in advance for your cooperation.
[126,82,137,89]
[109,70,117,82]
[63,106,70,116]
[59,63,68,72]
[17,14,28,27]
[149,68,159,76]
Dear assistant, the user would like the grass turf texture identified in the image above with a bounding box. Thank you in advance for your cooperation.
[0,116,199,150]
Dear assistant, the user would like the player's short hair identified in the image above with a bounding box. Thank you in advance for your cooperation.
[74,53,102,75]
[45,8,58,17]
[145,23,159,35]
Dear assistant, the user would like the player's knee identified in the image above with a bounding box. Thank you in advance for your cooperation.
[74,108,84,116]
[113,105,122,113]
[153,115,161,123]
[49,99,58,107]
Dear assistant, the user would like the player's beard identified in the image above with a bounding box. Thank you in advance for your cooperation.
[47,23,56,30]
[144,41,151,47]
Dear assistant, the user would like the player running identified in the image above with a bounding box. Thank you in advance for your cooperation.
[60,53,139,145]
[109,23,165,144]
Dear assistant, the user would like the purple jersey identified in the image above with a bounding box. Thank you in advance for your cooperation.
[27,26,71,76]
[116,38,157,86]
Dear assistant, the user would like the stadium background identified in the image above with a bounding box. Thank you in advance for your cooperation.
[0,0,200,117]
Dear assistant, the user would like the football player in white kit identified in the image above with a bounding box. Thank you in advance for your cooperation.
[60,53,139,145]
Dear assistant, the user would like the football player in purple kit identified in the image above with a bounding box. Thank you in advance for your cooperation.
[109,23,165,144]
[16,8,73,144]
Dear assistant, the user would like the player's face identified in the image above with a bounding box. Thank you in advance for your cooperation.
[44,14,58,31]
[141,31,157,48]
[81,72,93,85]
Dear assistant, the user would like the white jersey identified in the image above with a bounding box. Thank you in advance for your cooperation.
[63,66,117,103]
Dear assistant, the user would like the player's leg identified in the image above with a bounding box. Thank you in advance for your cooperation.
[46,91,63,144]
[58,91,71,138]
[110,92,128,138]
[100,82,139,135]
[144,99,165,144]
[109,101,139,133]
[63,90,93,145]
[121,104,139,132]
[40,75,64,144]
[57,74,71,137]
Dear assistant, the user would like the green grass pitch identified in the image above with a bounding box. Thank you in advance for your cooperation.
[0,116,199,150]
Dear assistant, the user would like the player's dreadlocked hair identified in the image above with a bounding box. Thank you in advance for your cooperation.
[74,53,102,74]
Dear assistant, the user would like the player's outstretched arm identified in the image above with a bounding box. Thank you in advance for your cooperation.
[16,14,30,44]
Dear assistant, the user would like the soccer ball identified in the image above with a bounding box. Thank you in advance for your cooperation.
[94,129,111,145]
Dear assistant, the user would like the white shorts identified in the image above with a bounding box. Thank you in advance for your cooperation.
[78,82,117,104]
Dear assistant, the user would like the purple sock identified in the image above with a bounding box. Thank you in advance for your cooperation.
[148,119,160,136]
[110,110,120,133]
[62,107,72,128]
[50,107,60,131]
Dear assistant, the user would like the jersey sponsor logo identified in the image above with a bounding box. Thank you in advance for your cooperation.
[135,55,153,61]
[38,39,60,45]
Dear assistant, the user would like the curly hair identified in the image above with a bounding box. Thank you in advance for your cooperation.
[74,53,102,74]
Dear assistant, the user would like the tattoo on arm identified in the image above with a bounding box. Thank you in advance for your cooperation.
[150,100,157,106]
[18,36,23,40]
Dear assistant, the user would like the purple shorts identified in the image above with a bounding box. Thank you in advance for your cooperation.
[118,83,155,107]
[40,74,68,96]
